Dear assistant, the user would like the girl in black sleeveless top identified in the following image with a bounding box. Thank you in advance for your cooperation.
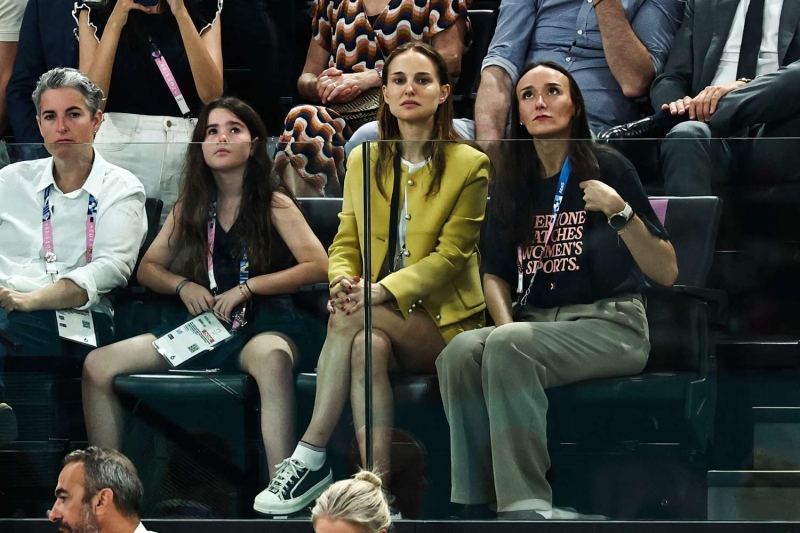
[82,97,329,486]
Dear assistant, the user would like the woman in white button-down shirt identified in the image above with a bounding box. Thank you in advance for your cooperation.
[0,67,147,399]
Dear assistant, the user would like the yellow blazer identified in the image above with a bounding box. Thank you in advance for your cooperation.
[329,142,489,337]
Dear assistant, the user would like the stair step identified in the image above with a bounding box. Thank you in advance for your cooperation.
[717,337,800,367]
[708,470,800,520]
[753,407,800,470]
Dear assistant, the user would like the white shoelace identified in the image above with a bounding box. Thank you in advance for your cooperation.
[268,458,306,495]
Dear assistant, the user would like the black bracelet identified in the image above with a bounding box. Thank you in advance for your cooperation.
[175,279,191,296]
[244,279,254,297]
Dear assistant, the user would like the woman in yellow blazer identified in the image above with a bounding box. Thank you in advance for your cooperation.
[254,43,490,516]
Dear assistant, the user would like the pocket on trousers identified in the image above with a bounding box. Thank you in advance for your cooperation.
[94,116,134,153]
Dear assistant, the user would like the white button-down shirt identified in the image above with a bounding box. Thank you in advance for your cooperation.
[132,522,156,533]
[712,0,784,85]
[0,150,147,314]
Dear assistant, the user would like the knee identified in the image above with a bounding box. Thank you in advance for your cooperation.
[326,309,364,337]
[435,330,485,376]
[665,121,712,141]
[483,324,532,371]
[247,339,294,380]
[82,348,115,387]
[350,330,391,378]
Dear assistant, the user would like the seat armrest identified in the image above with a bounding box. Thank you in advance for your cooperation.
[298,283,331,293]
[649,284,728,325]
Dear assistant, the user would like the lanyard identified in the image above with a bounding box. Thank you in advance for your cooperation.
[42,185,98,283]
[516,156,571,307]
[207,196,250,330]
[148,36,193,120]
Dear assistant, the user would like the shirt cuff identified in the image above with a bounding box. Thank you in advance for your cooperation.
[61,269,100,310]
[481,55,520,84]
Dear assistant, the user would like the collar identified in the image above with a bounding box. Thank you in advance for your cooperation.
[34,149,107,198]
[132,522,149,533]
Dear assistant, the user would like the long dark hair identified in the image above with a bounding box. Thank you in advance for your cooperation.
[374,42,461,198]
[173,96,296,283]
[493,61,601,245]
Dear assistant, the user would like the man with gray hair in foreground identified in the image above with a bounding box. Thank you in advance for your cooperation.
[48,447,153,533]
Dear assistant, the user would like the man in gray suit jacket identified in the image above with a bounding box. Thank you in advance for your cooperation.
[604,0,800,195]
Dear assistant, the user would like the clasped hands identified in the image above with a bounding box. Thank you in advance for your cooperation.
[315,68,376,105]
[327,275,390,315]
[662,80,747,123]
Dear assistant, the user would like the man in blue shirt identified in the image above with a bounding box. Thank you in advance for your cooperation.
[476,0,684,141]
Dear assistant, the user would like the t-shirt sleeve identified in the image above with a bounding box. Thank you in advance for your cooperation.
[193,0,223,36]
[428,0,468,37]
[598,149,669,241]
[72,2,105,42]
[481,206,517,290]
[311,0,332,52]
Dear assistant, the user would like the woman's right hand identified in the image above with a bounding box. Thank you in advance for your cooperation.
[316,67,343,103]
[178,282,216,316]
[109,0,159,28]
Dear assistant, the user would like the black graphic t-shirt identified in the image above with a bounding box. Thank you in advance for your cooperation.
[483,149,669,309]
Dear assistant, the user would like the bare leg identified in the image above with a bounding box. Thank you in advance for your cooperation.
[349,308,446,488]
[82,334,168,449]
[239,333,299,479]
[351,329,396,487]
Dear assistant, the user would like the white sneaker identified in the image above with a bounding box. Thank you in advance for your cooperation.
[253,458,333,515]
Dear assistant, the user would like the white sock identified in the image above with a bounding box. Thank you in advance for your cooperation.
[291,441,326,471]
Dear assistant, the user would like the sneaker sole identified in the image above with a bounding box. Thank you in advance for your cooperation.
[253,470,333,515]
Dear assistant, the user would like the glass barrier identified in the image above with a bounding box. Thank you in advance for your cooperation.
[0,137,799,525]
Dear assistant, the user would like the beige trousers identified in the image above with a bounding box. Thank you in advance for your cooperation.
[436,295,650,512]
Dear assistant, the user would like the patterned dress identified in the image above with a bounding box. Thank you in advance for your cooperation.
[274,0,469,197]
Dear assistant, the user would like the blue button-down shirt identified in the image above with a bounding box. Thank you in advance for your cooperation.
[482,0,684,132]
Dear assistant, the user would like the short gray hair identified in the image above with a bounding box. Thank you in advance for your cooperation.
[63,447,143,518]
[32,67,104,116]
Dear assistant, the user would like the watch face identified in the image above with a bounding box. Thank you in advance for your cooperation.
[609,214,627,230]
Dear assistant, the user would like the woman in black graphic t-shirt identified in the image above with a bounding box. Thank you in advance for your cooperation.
[436,61,679,519]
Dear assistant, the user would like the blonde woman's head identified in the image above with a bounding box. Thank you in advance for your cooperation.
[311,471,391,533]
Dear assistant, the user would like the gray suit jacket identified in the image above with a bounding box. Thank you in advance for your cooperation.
[650,0,800,108]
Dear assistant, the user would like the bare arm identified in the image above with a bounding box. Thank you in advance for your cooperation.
[618,215,678,286]
[298,38,333,102]
[475,65,513,141]
[581,180,678,286]
[0,41,19,135]
[0,280,89,313]
[137,206,189,294]
[593,0,654,98]
[484,273,514,326]
[245,193,329,295]
[431,16,467,82]
[171,3,224,103]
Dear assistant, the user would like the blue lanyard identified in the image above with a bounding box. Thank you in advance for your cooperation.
[516,156,571,306]
[207,193,250,330]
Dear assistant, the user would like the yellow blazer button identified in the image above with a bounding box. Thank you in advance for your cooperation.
[405,214,411,220]
[436,314,441,320]
[403,250,410,257]
[411,303,416,308]
[417,299,422,304]
[408,308,413,313]
[407,179,414,186]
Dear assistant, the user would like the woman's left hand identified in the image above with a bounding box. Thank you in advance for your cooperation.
[323,72,377,105]
[213,286,247,322]
[580,180,626,217]
[163,0,188,16]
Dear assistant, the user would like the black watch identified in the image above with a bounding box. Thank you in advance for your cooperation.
[608,202,634,230]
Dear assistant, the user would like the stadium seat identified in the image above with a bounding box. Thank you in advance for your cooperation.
[453,9,498,119]
[109,197,340,517]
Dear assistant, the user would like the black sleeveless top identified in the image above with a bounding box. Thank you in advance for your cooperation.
[211,224,295,295]
[73,0,222,116]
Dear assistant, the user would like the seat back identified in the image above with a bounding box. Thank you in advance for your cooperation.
[129,198,164,288]
[645,196,722,373]
[649,196,722,287]
[454,9,498,98]
[298,197,344,251]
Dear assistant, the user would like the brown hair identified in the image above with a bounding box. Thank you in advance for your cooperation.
[173,96,295,283]
[374,42,461,198]
[493,61,602,245]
